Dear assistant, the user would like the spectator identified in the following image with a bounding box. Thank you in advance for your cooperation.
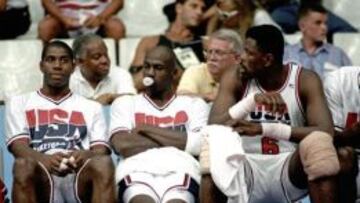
[0,0,30,39]
[283,3,351,80]
[110,46,209,203]
[261,0,357,42]
[70,34,136,105]
[207,0,281,40]
[177,29,242,102]
[0,178,8,203]
[5,41,115,202]
[131,0,206,76]
[38,0,125,42]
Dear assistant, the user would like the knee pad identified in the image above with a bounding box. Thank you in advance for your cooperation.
[299,131,340,181]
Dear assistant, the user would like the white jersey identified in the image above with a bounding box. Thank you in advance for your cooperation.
[110,94,209,136]
[5,90,109,153]
[324,66,360,131]
[242,63,305,154]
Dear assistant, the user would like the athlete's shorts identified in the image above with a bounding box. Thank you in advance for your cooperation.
[244,152,308,203]
[118,172,199,203]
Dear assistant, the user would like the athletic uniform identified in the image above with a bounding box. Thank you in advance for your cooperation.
[241,62,307,203]
[110,94,209,203]
[5,90,109,203]
[324,66,360,200]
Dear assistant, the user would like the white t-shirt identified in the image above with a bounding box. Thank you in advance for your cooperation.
[5,90,109,153]
[70,66,136,100]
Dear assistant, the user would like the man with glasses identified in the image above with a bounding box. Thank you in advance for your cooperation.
[177,29,242,102]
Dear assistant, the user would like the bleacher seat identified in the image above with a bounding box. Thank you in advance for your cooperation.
[58,38,118,66]
[0,40,43,101]
[118,0,171,37]
[323,0,360,30]
[119,37,141,70]
[333,33,360,66]
[284,32,302,45]
[18,0,45,39]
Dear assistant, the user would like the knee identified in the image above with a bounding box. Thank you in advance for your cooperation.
[299,131,340,181]
[103,17,126,39]
[337,147,358,175]
[87,156,114,179]
[38,17,62,41]
[13,158,37,185]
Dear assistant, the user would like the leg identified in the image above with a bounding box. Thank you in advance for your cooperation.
[199,175,227,203]
[337,147,358,203]
[102,17,126,40]
[289,150,338,203]
[77,156,116,203]
[38,15,64,43]
[12,158,51,203]
[166,200,187,203]
[129,195,156,203]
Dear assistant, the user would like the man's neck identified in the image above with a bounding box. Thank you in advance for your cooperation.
[80,68,102,89]
[145,88,176,107]
[165,20,194,43]
[257,65,288,91]
[301,37,324,55]
[40,86,71,101]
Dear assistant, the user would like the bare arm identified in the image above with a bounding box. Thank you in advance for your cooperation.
[131,36,159,67]
[110,130,161,158]
[289,69,334,142]
[209,66,243,124]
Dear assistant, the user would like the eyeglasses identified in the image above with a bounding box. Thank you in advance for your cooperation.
[203,49,236,58]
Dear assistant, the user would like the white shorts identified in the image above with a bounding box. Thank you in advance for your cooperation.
[244,152,307,203]
[118,172,199,203]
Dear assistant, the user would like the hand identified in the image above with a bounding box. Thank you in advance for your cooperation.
[40,152,71,176]
[254,92,287,115]
[203,92,216,103]
[84,15,104,28]
[61,16,81,30]
[68,150,94,170]
[95,93,116,105]
[226,119,262,136]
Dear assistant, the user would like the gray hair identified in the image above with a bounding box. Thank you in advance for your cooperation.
[210,29,243,53]
[72,33,103,59]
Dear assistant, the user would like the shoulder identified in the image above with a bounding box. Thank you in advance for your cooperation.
[6,92,33,107]
[72,93,102,109]
[176,95,207,107]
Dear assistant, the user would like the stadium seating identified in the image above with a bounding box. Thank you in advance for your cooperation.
[18,0,45,39]
[118,0,171,37]
[119,37,141,70]
[333,33,360,66]
[0,40,43,101]
[323,0,360,30]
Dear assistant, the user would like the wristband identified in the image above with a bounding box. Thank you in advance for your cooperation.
[261,123,291,140]
[228,93,256,119]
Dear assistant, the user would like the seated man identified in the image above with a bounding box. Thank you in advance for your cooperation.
[0,0,30,39]
[38,0,125,42]
[70,34,136,105]
[177,29,242,102]
[324,66,360,202]
[283,3,351,80]
[110,46,209,203]
[5,41,115,203]
[202,25,351,203]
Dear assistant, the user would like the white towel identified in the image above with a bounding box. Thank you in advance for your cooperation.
[116,147,200,183]
[203,125,249,203]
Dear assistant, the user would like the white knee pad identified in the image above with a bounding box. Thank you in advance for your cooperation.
[299,131,340,181]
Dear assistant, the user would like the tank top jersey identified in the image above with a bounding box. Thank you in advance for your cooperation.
[241,63,305,154]
[157,35,205,68]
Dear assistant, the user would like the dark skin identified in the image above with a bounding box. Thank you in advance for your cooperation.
[202,37,338,203]
[10,45,115,203]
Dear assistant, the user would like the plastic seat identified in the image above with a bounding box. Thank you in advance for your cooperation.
[333,33,360,66]
[118,37,141,70]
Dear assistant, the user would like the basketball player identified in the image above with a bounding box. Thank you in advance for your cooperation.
[202,25,346,203]
[324,66,360,202]
[110,46,209,203]
[5,41,115,203]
